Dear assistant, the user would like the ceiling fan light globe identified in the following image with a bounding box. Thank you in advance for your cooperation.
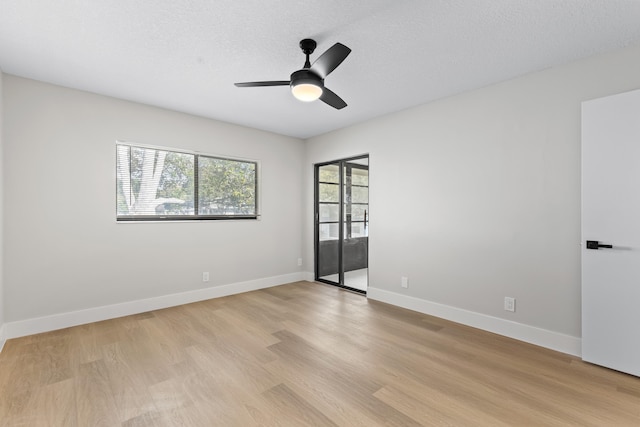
[291,83,323,102]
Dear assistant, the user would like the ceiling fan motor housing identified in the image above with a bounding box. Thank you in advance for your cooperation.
[290,69,323,89]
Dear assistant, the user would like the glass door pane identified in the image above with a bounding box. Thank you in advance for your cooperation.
[343,160,368,291]
[317,163,341,284]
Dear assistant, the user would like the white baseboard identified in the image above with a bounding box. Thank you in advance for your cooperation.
[302,271,315,282]
[367,287,581,357]
[3,272,305,341]
[2,277,581,358]
[0,323,6,353]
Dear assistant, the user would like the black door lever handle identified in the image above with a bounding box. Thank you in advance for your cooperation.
[586,240,613,250]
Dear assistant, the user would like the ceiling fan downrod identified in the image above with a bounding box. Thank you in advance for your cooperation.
[299,39,317,69]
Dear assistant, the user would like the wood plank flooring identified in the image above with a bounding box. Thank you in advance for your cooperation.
[1,281,640,426]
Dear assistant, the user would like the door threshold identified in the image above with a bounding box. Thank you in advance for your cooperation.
[315,279,366,295]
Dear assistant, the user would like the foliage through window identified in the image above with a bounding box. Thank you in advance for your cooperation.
[116,143,258,220]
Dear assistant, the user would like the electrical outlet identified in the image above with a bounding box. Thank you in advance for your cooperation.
[297,258,303,266]
[202,272,210,282]
[401,276,409,289]
[504,297,515,312]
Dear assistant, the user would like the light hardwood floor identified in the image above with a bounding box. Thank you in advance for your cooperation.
[1,281,639,426]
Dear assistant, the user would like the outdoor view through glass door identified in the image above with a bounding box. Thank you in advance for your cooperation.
[315,156,369,293]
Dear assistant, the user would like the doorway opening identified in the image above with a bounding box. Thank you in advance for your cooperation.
[314,155,369,293]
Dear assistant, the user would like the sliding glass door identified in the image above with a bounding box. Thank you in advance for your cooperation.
[315,156,369,293]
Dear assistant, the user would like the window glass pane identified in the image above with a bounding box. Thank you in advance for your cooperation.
[319,223,339,241]
[319,164,339,184]
[116,146,194,216]
[198,156,256,215]
[350,204,368,221]
[319,204,339,222]
[319,183,339,203]
[157,151,195,215]
[351,186,368,204]
[116,145,131,214]
[345,222,368,238]
[351,168,368,186]
[117,143,258,220]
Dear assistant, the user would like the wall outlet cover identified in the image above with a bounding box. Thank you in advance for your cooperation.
[401,276,409,288]
[504,297,515,312]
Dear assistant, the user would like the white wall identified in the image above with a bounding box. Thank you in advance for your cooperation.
[0,70,5,349]
[304,43,640,354]
[3,75,304,327]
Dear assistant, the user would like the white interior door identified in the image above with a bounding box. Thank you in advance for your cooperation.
[582,88,640,377]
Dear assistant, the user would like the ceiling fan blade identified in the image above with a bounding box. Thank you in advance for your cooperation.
[310,43,351,78]
[320,87,347,110]
[234,81,290,87]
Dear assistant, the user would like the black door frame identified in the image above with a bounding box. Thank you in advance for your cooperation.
[314,154,369,294]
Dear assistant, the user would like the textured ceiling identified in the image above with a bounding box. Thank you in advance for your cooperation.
[1,0,640,139]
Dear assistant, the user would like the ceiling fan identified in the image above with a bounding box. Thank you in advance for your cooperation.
[234,39,351,109]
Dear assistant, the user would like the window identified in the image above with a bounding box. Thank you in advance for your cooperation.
[116,143,258,221]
